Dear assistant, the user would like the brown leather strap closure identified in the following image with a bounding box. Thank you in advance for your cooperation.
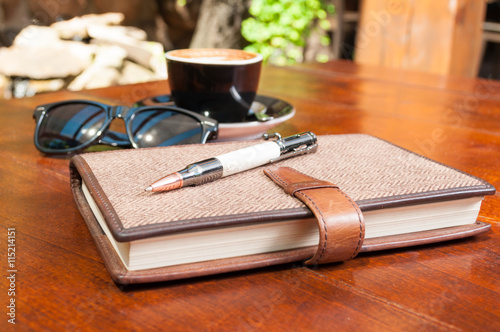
[264,166,365,265]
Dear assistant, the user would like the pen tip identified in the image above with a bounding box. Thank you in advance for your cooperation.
[145,186,153,192]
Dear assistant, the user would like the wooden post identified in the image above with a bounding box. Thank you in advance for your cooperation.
[355,0,486,77]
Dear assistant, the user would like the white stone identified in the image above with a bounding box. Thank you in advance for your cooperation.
[119,60,155,85]
[67,45,127,91]
[50,12,125,40]
[12,25,60,48]
[0,40,94,79]
[89,25,163,71]
[68,67,121,91]
[93,44,128,68]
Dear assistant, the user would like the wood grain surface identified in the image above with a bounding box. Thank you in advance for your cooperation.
[0,60,498,331]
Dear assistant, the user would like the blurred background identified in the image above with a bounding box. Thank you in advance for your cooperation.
[0,0,498,98]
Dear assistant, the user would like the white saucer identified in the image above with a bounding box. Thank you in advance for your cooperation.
[136,94,295,141]
[219,95,295,140]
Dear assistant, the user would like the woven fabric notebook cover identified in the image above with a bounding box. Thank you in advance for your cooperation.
[70,134,495,284]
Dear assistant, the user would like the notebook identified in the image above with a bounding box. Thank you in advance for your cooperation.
[70,134,495,284]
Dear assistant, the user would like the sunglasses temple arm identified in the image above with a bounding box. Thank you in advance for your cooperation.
[99,130,133,148]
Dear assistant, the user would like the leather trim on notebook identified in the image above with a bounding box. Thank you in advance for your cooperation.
[263,166,365,265]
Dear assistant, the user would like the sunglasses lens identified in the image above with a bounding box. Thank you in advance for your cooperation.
[130,109,203,148]
[37,103,106,151]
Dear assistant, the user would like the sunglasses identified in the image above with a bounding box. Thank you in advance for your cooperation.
[33,100,218,155]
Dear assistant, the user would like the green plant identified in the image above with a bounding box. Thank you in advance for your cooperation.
[242,0,335,65]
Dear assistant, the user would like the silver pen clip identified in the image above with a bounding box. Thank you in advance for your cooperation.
[263,131,318,162]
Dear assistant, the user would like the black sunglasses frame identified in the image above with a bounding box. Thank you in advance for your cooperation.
[33,100,218,155]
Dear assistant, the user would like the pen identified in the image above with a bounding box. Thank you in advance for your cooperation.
[145,131,318,193]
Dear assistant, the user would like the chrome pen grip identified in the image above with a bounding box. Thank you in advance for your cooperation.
[280,132,317,153]
[179,158,224,187]
[265,131,318,162]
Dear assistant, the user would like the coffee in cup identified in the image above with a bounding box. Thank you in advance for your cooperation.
[165,49,262,123]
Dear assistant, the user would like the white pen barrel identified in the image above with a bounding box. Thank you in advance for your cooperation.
[216,141,281,177]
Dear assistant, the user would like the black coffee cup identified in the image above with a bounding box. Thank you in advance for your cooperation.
[165,49,262,123]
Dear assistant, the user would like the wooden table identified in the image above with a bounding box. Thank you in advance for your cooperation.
[1,61,499,331]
